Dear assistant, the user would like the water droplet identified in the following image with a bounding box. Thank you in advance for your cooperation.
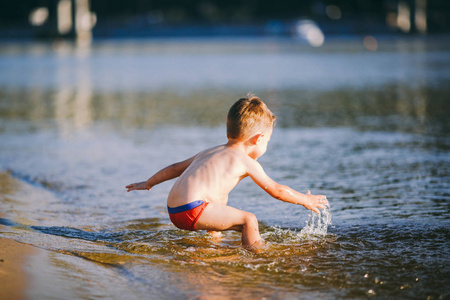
[400,284,411,290]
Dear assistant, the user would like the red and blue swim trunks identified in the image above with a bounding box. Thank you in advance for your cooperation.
[168,200,209,231]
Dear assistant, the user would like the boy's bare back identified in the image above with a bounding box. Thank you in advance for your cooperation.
[168,145,248,208]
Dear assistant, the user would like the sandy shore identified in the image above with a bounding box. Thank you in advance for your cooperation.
[0,237,36,300]
[0,174,34,300]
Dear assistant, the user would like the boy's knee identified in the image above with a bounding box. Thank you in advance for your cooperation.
[244,212,258,226]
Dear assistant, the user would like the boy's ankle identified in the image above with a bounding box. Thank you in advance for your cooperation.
[243,239,265,253]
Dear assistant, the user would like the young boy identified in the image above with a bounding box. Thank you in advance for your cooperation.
[126,95,328,249]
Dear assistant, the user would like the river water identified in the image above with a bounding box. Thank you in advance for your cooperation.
[0,37,449,299]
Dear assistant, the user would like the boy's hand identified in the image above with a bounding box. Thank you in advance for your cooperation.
[126,181,151,192]
[304,190,328,214]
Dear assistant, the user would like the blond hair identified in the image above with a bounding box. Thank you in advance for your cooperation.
[227,94,276,140]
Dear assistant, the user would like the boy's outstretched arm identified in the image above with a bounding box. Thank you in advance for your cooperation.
[126,155,197,192]
[247,160,328,214]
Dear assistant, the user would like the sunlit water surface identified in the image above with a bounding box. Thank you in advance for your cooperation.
[0,37,449,299]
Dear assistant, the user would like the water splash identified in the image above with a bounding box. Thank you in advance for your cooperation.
[260,204,332,244]
[299,204,332,237]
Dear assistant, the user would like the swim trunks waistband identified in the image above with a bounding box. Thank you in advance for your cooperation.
[167,200,205,214]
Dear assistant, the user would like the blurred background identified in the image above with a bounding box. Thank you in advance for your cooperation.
[1,0,450,41]
[1,0,449,132]
[0,0,449,49]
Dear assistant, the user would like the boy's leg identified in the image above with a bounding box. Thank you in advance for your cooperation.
[194,203,261,247]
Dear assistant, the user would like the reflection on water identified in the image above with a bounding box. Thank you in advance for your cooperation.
[1,37,450,93]
[1,38,449,299]
[1,37,449,136]
[1,84,449,136]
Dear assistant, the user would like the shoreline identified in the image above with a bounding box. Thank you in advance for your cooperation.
[0,236,36,300]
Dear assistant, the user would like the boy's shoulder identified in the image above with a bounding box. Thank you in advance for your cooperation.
[221,146,262,173]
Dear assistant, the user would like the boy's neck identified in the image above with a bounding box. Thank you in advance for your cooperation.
[226,138,255,157]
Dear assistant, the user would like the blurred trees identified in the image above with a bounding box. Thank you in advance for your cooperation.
[0,0,449,33]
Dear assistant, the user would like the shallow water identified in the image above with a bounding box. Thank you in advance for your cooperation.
[1,37,449,299]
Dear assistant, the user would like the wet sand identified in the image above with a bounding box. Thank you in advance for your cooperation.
[0,236,36,300]
[0,206,39,300]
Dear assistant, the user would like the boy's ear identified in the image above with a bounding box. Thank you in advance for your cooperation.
[251,133,263,145]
